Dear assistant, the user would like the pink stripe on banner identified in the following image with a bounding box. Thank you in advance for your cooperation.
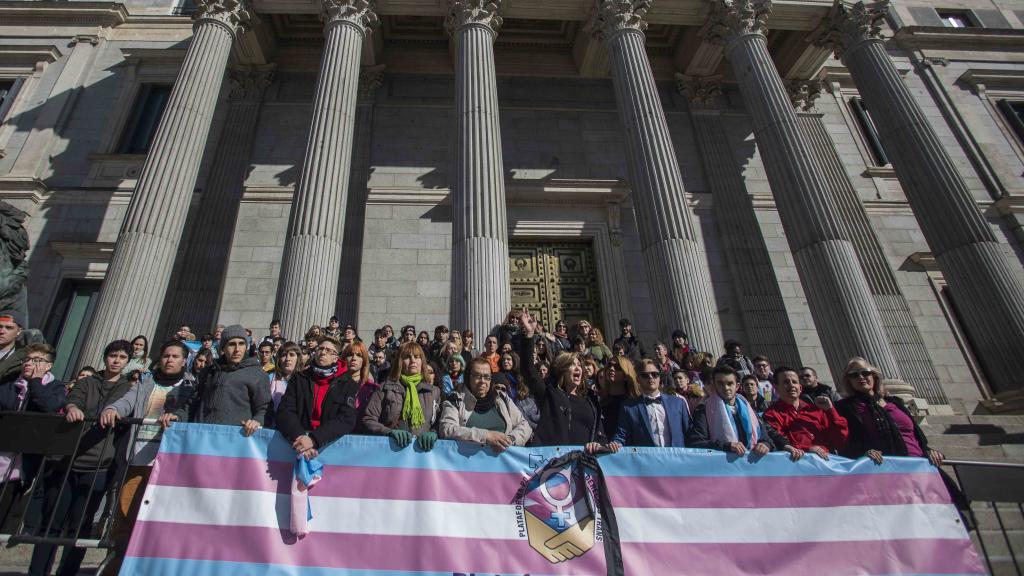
[604,471,952,509]
[153,452,952,509]
[622,539,985,575]
[127,522,608,575]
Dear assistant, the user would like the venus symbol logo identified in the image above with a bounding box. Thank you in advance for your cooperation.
[519,461,597,563]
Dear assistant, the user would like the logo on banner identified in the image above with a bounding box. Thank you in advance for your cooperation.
[515,460,599,563]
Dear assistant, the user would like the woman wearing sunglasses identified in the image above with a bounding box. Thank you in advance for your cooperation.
[835,357,942,467]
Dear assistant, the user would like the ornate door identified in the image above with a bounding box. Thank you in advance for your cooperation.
[509,242,603,330]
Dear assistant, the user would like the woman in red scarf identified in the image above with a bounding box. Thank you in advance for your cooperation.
[275,336,358,459]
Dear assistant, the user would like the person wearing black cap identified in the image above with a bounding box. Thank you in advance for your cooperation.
[612,318,644,364]
[324,316,342,340]
[0,309,25,390]
[162,324,271,435]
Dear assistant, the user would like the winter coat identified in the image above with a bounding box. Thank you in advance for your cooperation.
[763,399,848,452]
[275,370,360,449]
[65,373,132,470]
[439,390,533,447]
[613,394,691,448]
[361,376,442,436]
[105,371,196,464]
[174,356,270,426]
[835,395,930,459]
[518,335,606,446]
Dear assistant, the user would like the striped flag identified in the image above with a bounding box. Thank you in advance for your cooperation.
[124,423,984,575]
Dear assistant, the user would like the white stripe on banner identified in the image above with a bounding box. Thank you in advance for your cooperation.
[141,484,965,544]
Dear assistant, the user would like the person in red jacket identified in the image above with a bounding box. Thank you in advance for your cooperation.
[763,366,848,459]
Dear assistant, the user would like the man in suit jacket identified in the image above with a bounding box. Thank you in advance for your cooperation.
[611,359,691,448]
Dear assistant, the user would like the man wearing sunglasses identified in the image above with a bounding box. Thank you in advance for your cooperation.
[610,359,691,448]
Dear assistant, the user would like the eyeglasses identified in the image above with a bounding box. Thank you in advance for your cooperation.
[470,373,492,381]
[640,372,660,379]
[315,347,339,356]
[847,370,873,379]
[26,357,51,364]
[755,363,769,368]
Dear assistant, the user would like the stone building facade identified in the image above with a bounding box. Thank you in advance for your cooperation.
[2,0,1024,458]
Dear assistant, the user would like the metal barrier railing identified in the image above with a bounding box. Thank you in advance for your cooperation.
[944,459,1024,576]
[0,411,156,574]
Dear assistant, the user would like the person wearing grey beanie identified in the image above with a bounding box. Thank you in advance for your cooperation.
[162,324,270,435]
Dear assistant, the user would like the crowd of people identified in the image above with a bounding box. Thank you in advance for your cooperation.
[0,306,956,575]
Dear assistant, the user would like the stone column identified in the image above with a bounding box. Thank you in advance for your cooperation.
[790,80,946,404]
[335,65,385,323]
[820,1,1024,393]
[591,0,723,353]
[679,75,802,366]
[274,0,377,339]
[79,0,251,366]
[447,0,511,340]
[165,64,274,334]
[707,0,902,382]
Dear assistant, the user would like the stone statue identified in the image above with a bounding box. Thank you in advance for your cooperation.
[0,201,29,326]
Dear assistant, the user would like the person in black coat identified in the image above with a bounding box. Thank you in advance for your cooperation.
[517,309,617,454]
[275,336,360,460]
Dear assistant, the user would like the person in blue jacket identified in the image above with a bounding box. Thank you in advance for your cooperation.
[610,359,691,448]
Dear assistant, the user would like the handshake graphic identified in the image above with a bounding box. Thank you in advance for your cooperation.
[522,467,597,563]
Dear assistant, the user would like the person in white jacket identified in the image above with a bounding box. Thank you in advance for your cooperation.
[440,357,532,452]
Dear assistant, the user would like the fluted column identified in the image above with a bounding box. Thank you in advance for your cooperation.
[819,1,1024,393]
[591,0,722,353]
[707,0,901,383]
[79,0,251,367]
[274,0,377,338]
[164,65,274,335]
[790,80,946,404]
[679,75,802,366]
[335,65,385,323]
[447,0,511,340]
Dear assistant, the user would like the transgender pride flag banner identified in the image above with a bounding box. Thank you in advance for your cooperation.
[123,423,984,575]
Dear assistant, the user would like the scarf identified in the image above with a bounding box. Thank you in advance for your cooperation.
[472,387,498,414]
[311,361,341,380]
[705,393,759,449]
[399,373,426,430]
[153,370,184,388]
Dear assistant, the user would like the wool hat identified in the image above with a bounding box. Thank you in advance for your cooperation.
[220,324,248,351]
[0,309,25,328]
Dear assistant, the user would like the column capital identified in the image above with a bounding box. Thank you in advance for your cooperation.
[704,0,772,47]
[193,0,254,36]
[588,0,651,41]
[445,0,503,37]
[321,0,378,36]
[787,79,822,112]
[815,1,888,60]
[227,64,275,102]
[675,73,724,110]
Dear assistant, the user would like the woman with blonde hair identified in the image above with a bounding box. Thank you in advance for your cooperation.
[587,327,614,366]
[518,310,615,453]
[362,341,442,451]
[835,357,942,466]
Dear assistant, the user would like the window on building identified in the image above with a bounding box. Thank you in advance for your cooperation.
[116,83,172,154]
[0,79,17,124]
[937,10,976,28]
[996,99,1024,144]
[44,280,102,381]
[848,96,889,167]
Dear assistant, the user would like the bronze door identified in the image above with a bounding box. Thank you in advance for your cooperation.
[509,241,603,330]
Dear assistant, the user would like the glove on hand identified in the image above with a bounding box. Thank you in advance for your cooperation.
[389,429,413,448]
[416,431,438,452]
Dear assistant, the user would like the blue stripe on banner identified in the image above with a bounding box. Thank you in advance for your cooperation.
[159,423,936,478]
[120,557,573,576]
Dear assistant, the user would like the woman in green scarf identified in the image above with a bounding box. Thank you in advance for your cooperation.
[361,341,443,451]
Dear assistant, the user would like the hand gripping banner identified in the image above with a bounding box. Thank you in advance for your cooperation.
[123,423,984,575]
